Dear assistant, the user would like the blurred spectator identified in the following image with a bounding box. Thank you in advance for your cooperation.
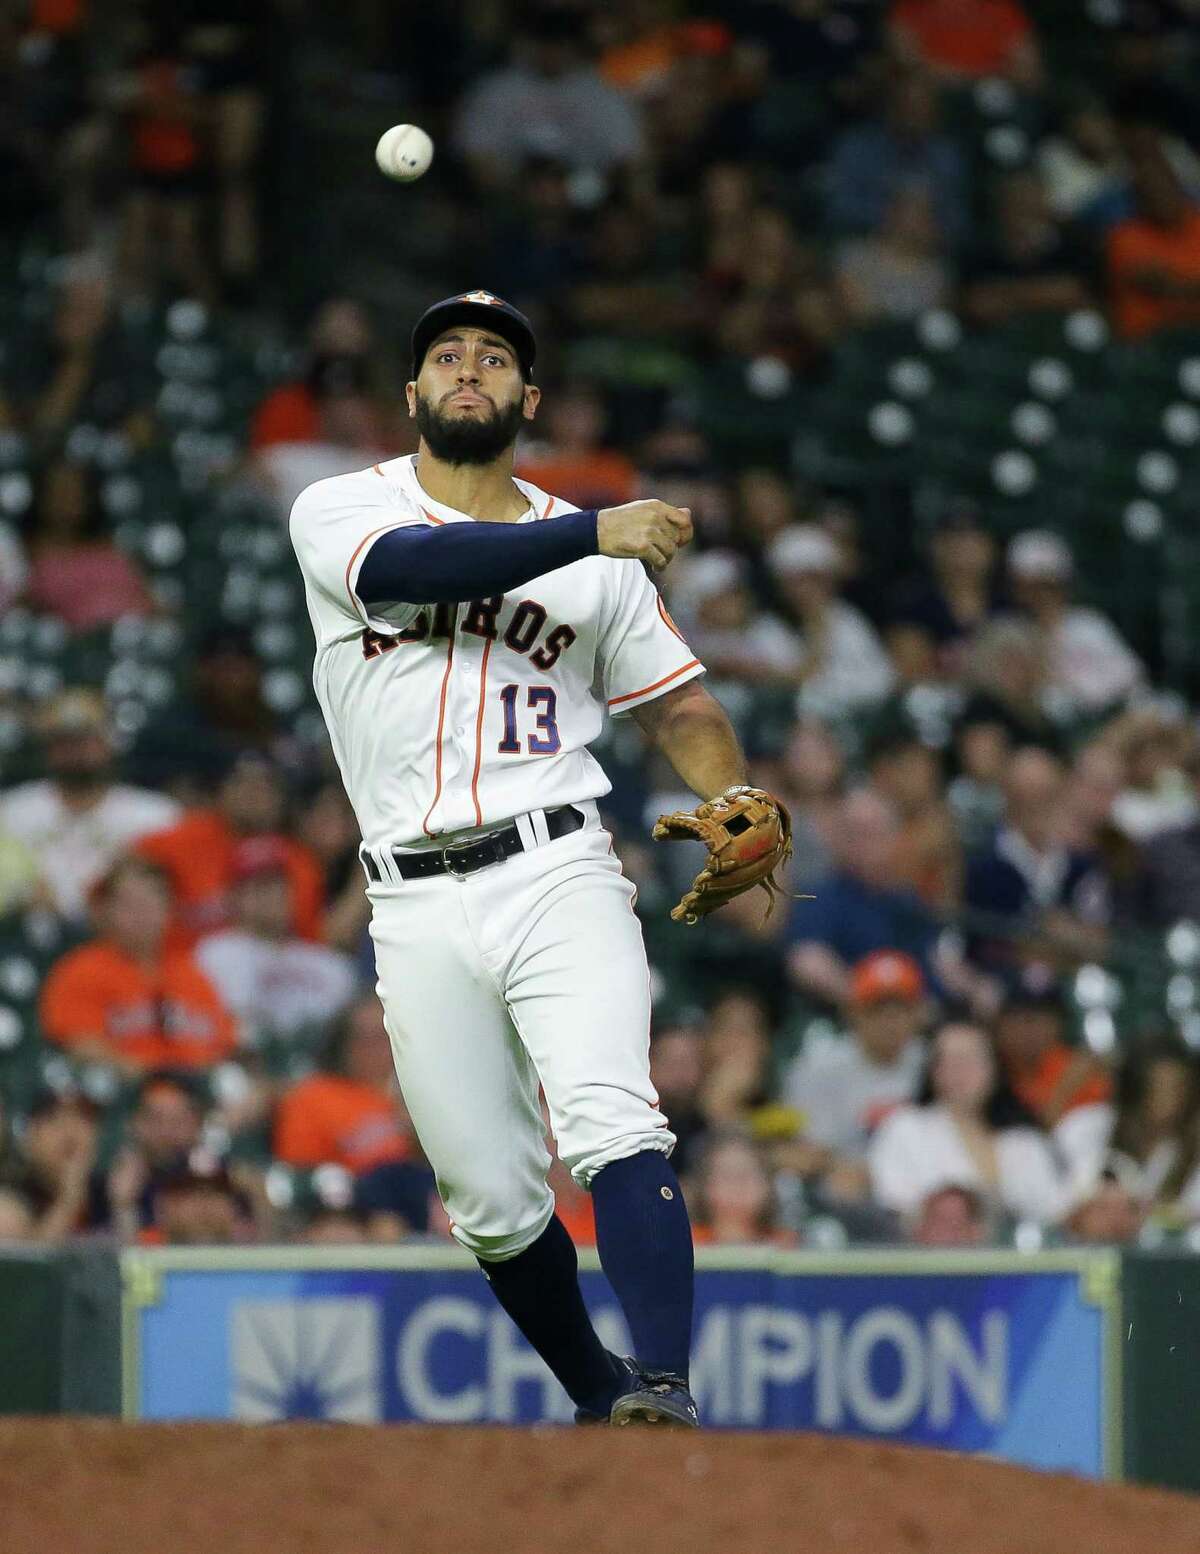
[766,718,846,885]
[961,616,1062,751]
[1106,705,1198,842]
[39,855,237,1074]
[698,988,776,1127]
[22,459,157,631]
[1007,530,1144,713]
[272,995,412,1173]
[299,1205,369,1245]
[453,11,644,190]
[13,1088,99,1242]
[181,2,271,291]
[125,627,280,802]
[1060,741,1147,924]
[250,300,377,450]
[254,352,389,514]
[781,951,927,1176]
[516,381,638,509]
[1055,1036,1200,1218]
[195,835,357,1048]
[786,787,942,1005]
[1107,136,1200,339]
[353,1158,441,1240]
[993,982,1112,1129]
[150,1162,248,1245]
[767,525,894,717]
[961,172,1093,328]
[666,550,804,686]
[888,0,1041,89]
[1065,1176,1145,1244]
[649,1021,710,1179]
[1139,747,1200,925]
[946,703,1010,850]
[963,746,1111,976]
[12,264,138,449]
[690,1130,798,1246]
[0,690,180,921]
[91,1071,204,1239]
[889,504,1002,683]
[115,22,215,303]
[1037,96,1127,222]
[732,466,800,549]
[136,752,325,948]
[910,1182,992,1245]
[866,730,962,910]
[294,779,372,957]
[835,188,950,323]
[827,68,968,248]
[869,1019,1064,1223]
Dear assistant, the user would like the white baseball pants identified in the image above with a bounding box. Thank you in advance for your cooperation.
[366,802,674,1261]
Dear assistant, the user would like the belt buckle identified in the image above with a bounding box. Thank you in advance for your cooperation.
[441,838,476,880]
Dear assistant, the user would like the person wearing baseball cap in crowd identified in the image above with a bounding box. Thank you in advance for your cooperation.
[135,750,325,951]
[1007,529,1144,714]
[195,835,357,1050]
[0,689,180,921]
[993,977,1112,1129]
[766,525,894,718]
[779,950,929,1199]
[39,855,237,1076]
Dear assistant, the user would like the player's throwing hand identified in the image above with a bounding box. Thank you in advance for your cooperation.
[596,500,693,570]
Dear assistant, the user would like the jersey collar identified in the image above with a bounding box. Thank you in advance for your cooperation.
[402,454,542,526]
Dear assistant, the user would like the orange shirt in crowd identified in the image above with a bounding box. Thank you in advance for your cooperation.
[1006,1044,1113,1120]
[274,1075,412,1174]
[890,0,1032,77]
[515,450,637,512]
[249,384,321,451]
[136,810,324,950]
[40,940,237,1071]
[1107,210,1200,340]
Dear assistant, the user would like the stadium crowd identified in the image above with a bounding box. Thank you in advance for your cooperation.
[3,0,1200,1254]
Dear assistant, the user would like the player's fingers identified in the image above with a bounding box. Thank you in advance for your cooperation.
[644,542,669,569]
[662,505,691,533]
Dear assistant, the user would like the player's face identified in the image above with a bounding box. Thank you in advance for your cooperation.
[408,328,538,465]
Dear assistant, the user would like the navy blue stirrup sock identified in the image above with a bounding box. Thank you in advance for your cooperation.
[477,1215,620,1414]
[591,1150,694,1381]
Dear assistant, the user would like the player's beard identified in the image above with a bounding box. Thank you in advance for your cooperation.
[414,389,527,466]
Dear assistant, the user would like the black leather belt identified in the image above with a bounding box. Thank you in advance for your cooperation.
[362,805,585,883]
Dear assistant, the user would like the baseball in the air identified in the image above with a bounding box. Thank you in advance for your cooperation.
[375,124,434,183]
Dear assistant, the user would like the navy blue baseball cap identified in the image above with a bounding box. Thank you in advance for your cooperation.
[410,290,537,381]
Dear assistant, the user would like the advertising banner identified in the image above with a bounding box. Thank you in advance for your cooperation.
[122,1247,1121,1477]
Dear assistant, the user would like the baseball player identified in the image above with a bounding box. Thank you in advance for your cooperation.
[290,290,790,1427]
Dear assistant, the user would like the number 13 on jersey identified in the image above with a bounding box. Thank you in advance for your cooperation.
[497,684,561,755]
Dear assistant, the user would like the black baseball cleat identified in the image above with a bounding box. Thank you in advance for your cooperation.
[574,1352,638,1425]
[609,1366,700,1428]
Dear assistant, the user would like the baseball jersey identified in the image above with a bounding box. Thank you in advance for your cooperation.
[290,454,704,848]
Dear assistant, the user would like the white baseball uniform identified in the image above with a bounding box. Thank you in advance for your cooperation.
[290,454,704,1259]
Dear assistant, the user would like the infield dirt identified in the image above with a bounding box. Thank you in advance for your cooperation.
[2,1418,1198,1554]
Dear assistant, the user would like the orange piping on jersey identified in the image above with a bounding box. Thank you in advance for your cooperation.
[607,659,701,708]
[656,594,689,644]
[373,463,384,477]
[541,494,555,518]
[344,522,408,622]
[469,637,493,827]
[421,626,457,837]
[420,506,447,526]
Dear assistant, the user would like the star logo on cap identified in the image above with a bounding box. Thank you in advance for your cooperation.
[458,290,504,306]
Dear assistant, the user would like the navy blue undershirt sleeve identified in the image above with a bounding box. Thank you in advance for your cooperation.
[356,510,600,606]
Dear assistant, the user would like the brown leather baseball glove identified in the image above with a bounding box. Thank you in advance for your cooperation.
[652,785,798,925]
